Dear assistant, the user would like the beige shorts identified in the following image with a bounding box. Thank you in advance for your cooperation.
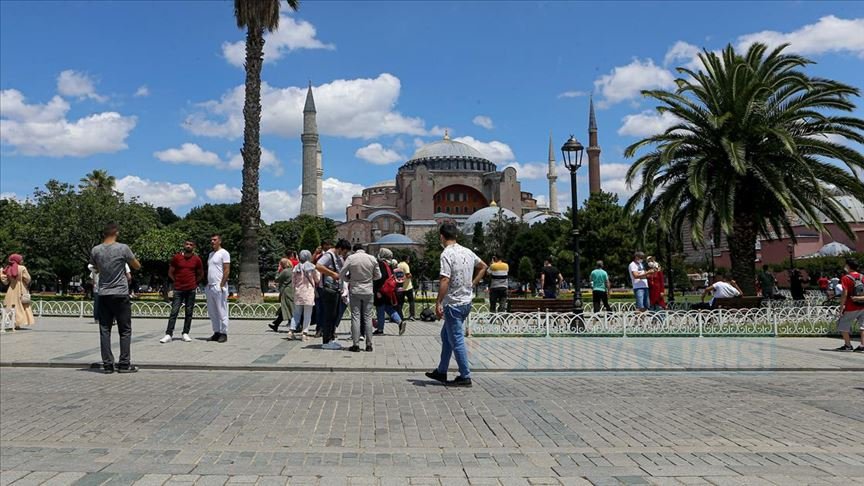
[838,310,864,333]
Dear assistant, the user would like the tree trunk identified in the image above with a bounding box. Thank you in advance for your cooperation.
[728,206,758,296]
[237,26,265,303]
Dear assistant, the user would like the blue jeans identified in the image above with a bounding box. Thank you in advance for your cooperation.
[376,304,401,332]
[436,304,471,379]
[634,288,649,310]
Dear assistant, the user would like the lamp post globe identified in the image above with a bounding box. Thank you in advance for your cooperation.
[561,135,585,317]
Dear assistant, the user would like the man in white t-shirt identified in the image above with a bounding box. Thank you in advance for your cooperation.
[628,252,652,312]
[206,234,231,343]
[425,223,487,388]
[701,277,742,308]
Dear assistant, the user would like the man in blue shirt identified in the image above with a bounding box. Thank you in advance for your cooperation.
[590,260,612,312]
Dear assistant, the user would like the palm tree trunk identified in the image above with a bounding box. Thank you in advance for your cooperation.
[728,207,758,296]
[237,26,265,303]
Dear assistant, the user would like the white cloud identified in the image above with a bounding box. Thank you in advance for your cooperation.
[222,14,335,67]
[0,192,18,201]
[207,177,363,222]
[505,162,568,180]
[154,143,222,166]
[205,183,242,202]
[557,90,588,99]
[472,115,494,130]
[226,147,283,175]
[664,41,703,69]
[618,111,683,137]
[0,89,136,157]
[185,74,435,139]
[134,86,150,97]
[451,136,515,164]
[56,70,107,102]
[116,176,197,209]
[355,143,403,165]
[737,15,864,58]
[593,59,675,107]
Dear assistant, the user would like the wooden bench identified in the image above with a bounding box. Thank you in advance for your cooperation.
[712,296,763,309]
[507,298,574,313]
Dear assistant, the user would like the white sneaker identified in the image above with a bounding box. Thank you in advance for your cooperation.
[359,335,365,341]
[159,334,172,344]
[323,341,342,350]
[181,334,192,342]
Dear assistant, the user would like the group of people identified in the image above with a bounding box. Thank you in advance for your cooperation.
[628,252,667,312]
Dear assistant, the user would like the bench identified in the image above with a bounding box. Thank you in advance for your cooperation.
[507,298,574,313]
[712,296,763,309]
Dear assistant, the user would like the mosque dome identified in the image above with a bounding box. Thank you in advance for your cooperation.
[375,233,417,245]
[524,212,562,226]
[399,131,496,173]
[462,202,519,235]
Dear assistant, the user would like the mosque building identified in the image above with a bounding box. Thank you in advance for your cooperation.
[298,84,603,252]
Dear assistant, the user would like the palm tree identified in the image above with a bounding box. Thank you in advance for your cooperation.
[79,169,116,192]
[232,0,298,303]
[625,43,864,295]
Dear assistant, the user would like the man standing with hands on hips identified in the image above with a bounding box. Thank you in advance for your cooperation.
[206,234,231,343]
[425,223,487,388]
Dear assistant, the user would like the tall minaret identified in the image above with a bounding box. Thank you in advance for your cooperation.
[547,132,558,213]
[300,82,319,216]
[587,96,602,194]
[316,141,323,217]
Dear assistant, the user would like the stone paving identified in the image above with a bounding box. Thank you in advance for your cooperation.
[1,369,863,485]
[1,318,863,372]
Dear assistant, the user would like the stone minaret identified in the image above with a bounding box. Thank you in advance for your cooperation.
[587,96,601,194]
[300,83,320,216]
[316,141,323,216]
[547,132,558,213]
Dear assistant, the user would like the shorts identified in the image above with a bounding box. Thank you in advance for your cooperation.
[838,310,864,333]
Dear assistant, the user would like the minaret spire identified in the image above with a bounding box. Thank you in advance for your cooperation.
[547,132,558,213]
[300,82,321,216]
[587,95,601,195]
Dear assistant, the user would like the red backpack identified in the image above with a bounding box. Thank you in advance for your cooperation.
[379,262,398,305]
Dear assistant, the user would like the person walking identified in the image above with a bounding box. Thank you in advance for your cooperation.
[758,265,776,299]
[1,254,35,329]
[540,259,562,299]
[89,223,141,373]
[340,244,381,352]
[629,252,652,312]
[290,250,319,340]
[589,260,612,312]
[373,248,403,336]
[834,259,864,352]
[790,268,807,301]
[397,256,416,320]
[646,256,667,311]
[316,239,351,349]
[269,258,295,335]
[87,263,100,323]
[488,255,509,312]
[160,239,203,343]
[425,224,487,387]
[205,234,231,343]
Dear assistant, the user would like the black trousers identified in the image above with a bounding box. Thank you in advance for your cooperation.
[489,287,508,312]
[99,294,132,367]
[401,288,416,319]
[319,288,345,344]
[166,289,196,336]
[592,290,611,312]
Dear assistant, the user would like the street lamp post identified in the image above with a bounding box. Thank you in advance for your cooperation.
[561,135,584,315]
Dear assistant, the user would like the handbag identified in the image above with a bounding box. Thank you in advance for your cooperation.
[21,288,31,305]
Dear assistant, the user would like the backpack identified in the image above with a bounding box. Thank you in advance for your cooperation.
[378,262,398,305]
[419,307,437,322]
[849,273,864,304]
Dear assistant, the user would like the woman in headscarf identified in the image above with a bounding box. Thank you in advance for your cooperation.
[1,254,35,328]
[645,256,667,311]
[292,249,320,341]
[269,258,295,335]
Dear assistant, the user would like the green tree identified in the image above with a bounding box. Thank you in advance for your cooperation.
[517,256,534,290]
[270,214,337,252]
[79,169,116,192]
[298,225,321,257]
[577,192,645,283]
[177,203,242,254]
[626,43,864,295]
[232,0,300,303]
[156,207,181,226]
[133,227,188,291]
[471,222,487,260]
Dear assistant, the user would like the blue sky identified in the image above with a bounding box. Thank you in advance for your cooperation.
[1,1,862,222]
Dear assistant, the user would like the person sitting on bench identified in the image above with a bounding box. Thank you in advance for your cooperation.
[693,276,742,310]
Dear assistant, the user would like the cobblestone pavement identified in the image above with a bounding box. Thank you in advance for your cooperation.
[1,318,863,372]
[1,368,863,485]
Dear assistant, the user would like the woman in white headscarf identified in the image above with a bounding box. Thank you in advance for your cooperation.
[291,250,319,341]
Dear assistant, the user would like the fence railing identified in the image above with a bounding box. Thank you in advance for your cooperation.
[467,306,838,337]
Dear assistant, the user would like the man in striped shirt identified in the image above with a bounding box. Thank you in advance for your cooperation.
[488,255,509,312]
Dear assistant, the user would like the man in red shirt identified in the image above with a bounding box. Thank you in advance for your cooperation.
[817,275,830,298]
[835,258,864,352]
[160,240,204,343]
